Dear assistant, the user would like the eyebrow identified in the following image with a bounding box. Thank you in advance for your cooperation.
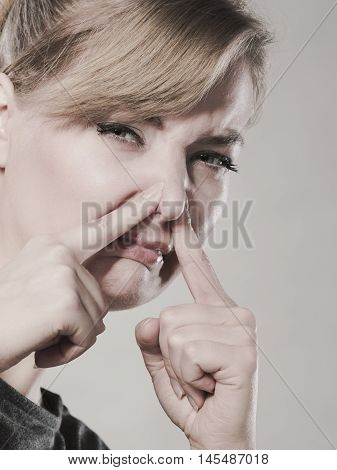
[143,117,244,147]
[144,116,164,130]
[195,131,244,147]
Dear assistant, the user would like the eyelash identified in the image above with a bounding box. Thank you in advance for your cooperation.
[96,122,239,174]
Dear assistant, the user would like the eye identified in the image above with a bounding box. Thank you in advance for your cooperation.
[96,123,239,174]
[96,122,144,148]
[191,151,239,174]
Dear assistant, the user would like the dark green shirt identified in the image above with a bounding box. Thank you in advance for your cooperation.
[0,377,109,450]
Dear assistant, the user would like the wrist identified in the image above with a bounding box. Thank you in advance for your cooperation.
[189,436,255,450]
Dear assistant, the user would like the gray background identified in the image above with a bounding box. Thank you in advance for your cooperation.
[42,0,337,449]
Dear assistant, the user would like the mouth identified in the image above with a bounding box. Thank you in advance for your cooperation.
[99,238,164,270]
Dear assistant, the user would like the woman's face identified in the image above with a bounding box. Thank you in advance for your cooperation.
[0,65,254,310]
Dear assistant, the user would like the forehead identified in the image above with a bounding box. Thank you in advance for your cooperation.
[179,64,255,133]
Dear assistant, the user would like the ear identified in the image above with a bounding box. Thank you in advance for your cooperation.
[0,72,16,169]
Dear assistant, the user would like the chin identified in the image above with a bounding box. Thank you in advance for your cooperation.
[83,254,174,311]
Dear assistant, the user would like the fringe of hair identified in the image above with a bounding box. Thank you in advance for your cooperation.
[0,0,273,128]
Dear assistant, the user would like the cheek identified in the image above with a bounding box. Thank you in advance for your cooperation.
[189,193,227,244]
[5,126,132,239]
[188,173,229,241]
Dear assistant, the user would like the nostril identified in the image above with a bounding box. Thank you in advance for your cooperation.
[157,202,186,223]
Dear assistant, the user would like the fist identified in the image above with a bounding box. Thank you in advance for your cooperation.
[0,183,163,371]
[135,208,258,450]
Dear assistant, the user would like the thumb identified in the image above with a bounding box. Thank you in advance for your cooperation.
[135,317,164,377]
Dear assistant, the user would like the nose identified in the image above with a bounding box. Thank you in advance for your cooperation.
[132,145,191,249]
[156,174,188,223]
[132,168,189,254]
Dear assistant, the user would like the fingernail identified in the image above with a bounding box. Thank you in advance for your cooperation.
[185,210,192,228]
[174,201,192,232]
[187,395,199,412]
[142,182,164,200]
[155,250,163,264]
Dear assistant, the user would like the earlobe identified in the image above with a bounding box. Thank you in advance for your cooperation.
[0,72,15,169]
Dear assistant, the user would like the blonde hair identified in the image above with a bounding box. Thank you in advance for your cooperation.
[0,0,273,128]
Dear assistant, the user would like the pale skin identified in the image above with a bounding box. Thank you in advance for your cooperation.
[0,62,257,449]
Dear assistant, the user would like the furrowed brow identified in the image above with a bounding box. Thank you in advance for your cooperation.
[195,130,244,147]
[143,118,244,147]
[143,116,164,130]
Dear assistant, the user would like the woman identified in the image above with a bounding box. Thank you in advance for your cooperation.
[0,0,272,450]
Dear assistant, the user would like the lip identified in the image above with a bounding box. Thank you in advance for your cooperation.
[100,242,164,270]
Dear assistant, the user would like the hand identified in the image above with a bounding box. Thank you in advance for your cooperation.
[0,182,163,371]
[135,208,257,450]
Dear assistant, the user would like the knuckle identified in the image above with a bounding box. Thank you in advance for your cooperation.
[244,309,256,329]
[182,342,198,360]
[159,307,177,327]
[54,265,77,285]
[48,243,73,263]
[167,331,184,349]
[233,307,256,329]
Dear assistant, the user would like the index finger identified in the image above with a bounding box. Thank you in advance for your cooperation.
[172,205,237,308]
[54,182,164,264]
